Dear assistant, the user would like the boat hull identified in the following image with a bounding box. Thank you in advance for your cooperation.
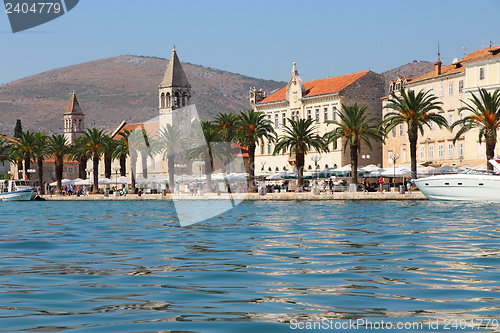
[414,174,500,201]
[0,189,34,201]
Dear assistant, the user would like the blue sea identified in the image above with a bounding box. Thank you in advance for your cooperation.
[0,200,499,332]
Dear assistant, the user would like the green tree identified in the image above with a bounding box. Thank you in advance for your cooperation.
[127,128,151,193]
[236,110,276,192]
[102,135,116,179]
[157,124,186,191]
[32,132,49,193]
[12,130,37,180]
[47,134,71,195]
[14,119,23,139]
[82,128,107,194]
[0,137,12,177]
[274,118,325,188]
[215,112,239,143]
[186,121,229,192]
[70,136,91,179]
[384,88,447,176]
[451,88,500,171]
[113,130,130,178]
[325,104,384,185]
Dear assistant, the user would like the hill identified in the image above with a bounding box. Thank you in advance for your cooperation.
[0,56,436,136]
[0,55,285,135]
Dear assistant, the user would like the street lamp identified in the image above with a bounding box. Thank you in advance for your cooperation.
[361,154,370,166]
[26,168,36,181]
[112,165,121,189]
[260,160,267,171]
[388,152,399,190]
[310,154,321,191]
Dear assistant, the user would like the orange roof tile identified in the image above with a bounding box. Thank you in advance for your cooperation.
[112,121,159,139]
[461,45,500,64]
[409,62,464,84]
[259,71,370,104]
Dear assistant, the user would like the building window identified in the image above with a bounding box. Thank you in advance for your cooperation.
[429,87,434,95]
[439,84,443,97]
[448,143,454,158]
[392,128,396,137]
[429,145,434,159]
[68,167,73,174]
[268,115,271,123]
[479,67,485,80]
[261,144,264,155]
[420,146,425,160]
[399,124,404,136]
[315,108,320,123]
[429,122,434,130]
[448,82,453,96]
[448,112,454,126]
[324,107,328,122]
[307,109,312,119]
[333,106,337,120]
[282,112,286,126]
[458,142,464,158]
[459,110,464,121]
[395,82,401,90]
[275,114,279,127]
[291,111,295,121]
[268,143,272,155]
[333,139,337,150]
[459,80,464,93]
[438,144,444,158]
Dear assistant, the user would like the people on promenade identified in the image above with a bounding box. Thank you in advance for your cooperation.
[362,177,368,194]
[406,176,412,193]
[379,176,384,193]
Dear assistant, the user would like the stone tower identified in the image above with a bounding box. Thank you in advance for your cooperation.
[159,48,193,131]
[63,91,85,144]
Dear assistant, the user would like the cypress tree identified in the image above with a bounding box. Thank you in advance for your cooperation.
[14,119,23,138]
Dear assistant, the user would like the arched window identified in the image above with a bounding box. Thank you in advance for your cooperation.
[174,92,180,107]
[160,93,165,108]
[182,92,187,106]
[166,93,171,107]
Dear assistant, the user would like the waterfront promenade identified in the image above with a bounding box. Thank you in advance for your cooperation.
[40,191,427,201]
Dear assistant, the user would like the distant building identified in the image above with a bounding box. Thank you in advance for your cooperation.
[251,63,385,173]
[382,45,500,169]
[63,91,85,144]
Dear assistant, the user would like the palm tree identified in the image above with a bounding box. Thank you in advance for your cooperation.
[82,128,107,194]
[0,137,12,177]
[102,135,116,179]
[186,121,229,192]
[325,103,385,185]
[12,130,37,180]
[47,134,71,195]
[236,110,276,192]
[32,132,48,192]
[127,128,152,192]
[384,88,447,176]
[157,124,186,191]
[70,136,91,179]
[451,88,500,171]
[215,112,239,143]
[274,118,325,188]
[113,131,129,177]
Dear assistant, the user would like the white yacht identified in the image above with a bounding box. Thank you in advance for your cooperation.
[0,179,35,201]
[414,160,500,201]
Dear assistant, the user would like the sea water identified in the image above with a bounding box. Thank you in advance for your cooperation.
[0,200,499,332]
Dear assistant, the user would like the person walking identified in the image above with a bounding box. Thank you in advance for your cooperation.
[379,176,384,193]
[362,177,369,194]
[406,176,412,193]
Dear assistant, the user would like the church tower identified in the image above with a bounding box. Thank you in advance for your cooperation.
[63,91,85,144]
[159,48,193,131]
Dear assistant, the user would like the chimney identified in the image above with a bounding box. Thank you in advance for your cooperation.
[434,61,442,76]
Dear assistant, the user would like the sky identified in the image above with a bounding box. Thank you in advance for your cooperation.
[1,0,499,85]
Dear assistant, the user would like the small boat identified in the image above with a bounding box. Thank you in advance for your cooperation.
[414,160,500,201]
[0,179,35,201]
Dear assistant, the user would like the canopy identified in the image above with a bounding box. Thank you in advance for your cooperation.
[98,178,114,185]
[74,178,92,186]
[380,167,411,178]
[49,179,72,186]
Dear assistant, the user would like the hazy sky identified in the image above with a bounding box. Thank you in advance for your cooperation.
[1,0,499,85]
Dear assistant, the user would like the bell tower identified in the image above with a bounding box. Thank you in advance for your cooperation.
[159,47,192,130]
[63,91,85,144]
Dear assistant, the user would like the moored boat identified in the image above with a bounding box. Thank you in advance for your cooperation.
[414,160,500,201]
[0,179,35,201]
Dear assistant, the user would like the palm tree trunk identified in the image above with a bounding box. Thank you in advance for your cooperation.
[104,152,112,178]
[167,152,175,193]
[79,156,87,179]
[205,157,212,192]
[296,152,305,187]
[55,156,63,195]
[92,152,99,194]
[24,152,30,179]
[409,124,418,177]
[37,157,44,194]
[248,139,256,193]
[17,160,23,179]
[350,144,358,185]
[120,155,126,177]
[142,155,148,179]
[486,137,496,171]
[130,154,137,194]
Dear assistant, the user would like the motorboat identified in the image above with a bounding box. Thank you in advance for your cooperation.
[0,179,35,201]
[414,160,500,201]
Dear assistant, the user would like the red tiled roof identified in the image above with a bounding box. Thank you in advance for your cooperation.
[112,121,159,139]
[259,71,370,104]
[408,46,500,84]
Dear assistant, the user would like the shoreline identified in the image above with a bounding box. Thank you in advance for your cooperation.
[39,191,427,201]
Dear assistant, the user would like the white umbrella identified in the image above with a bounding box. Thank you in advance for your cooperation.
[266,171,287,180]
[361,164,382,172]
[49,179,72,186]
[98,178,114,185]
[380,167,411,177]
[114,176,131,184]
[74,178,92,186]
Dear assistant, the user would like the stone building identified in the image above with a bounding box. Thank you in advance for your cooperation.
[251,63,385,173]
[382,45,500,169]
[63,91,85,144]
